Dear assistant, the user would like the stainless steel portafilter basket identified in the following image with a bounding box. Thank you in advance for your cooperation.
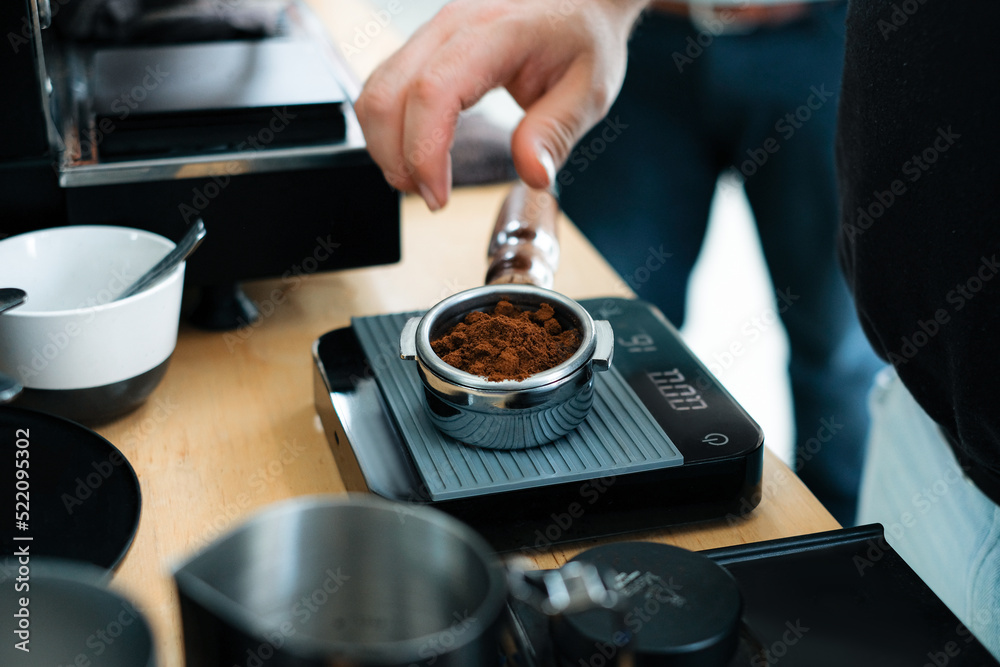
[400,183,614,450]
[400,284,613,449]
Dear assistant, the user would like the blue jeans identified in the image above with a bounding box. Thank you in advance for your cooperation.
[858,367,1000,658]
[558,3,883,525]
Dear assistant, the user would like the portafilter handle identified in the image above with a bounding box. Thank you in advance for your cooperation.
[485,181,560,289]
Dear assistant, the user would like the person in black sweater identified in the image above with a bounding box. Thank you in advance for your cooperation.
[354,0,1000,655]
[836,0,1000,653]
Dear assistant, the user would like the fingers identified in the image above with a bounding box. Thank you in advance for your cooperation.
[356,0,643,211]
[358,1,548,210]
[510,56,614,191]
[355,12,460,195]
[400,25,532,209]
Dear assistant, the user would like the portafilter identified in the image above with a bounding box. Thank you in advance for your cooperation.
[400,182,614,449]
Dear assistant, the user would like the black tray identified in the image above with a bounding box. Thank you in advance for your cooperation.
[506,524,999,666]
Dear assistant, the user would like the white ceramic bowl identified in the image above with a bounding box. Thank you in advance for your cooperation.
[0,225,184,424]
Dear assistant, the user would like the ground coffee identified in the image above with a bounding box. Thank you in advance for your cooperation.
[431,300,581,381]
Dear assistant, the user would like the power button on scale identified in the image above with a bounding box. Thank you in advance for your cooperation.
[702,433,729,446]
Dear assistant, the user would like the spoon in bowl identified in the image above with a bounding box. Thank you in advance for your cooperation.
[0,288,27,314]
[115,219,206,301]
[0,288,28,404]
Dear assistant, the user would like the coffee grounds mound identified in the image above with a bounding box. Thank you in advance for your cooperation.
[431,301,581,381]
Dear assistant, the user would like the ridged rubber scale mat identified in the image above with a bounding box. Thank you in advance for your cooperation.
[352,311,683,501]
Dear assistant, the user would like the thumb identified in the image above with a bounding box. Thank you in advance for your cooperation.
[510,61,615,191]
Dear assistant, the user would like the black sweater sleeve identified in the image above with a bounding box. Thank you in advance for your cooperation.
[837,0,1000,502]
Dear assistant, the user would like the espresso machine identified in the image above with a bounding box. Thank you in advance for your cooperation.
[0,0,399,327]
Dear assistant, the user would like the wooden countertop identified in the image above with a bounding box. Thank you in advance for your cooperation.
[97,183,839,667]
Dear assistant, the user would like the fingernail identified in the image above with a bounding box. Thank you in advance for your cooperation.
[419,183,441,212]
[444,153,453,204]
[536,145,557,188]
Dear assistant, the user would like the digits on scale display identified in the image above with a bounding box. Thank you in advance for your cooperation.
[617,330,708,411]
[648,368,708,411]
[617,332,657,354]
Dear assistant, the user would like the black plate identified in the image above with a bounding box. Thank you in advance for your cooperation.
[0,406,141,571]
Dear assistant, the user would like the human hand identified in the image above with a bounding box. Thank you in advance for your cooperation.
[354,0,647,210]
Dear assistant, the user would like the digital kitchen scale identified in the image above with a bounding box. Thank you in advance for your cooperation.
[313,297,764,552]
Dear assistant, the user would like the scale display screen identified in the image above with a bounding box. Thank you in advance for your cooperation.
[585,298,763,463]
